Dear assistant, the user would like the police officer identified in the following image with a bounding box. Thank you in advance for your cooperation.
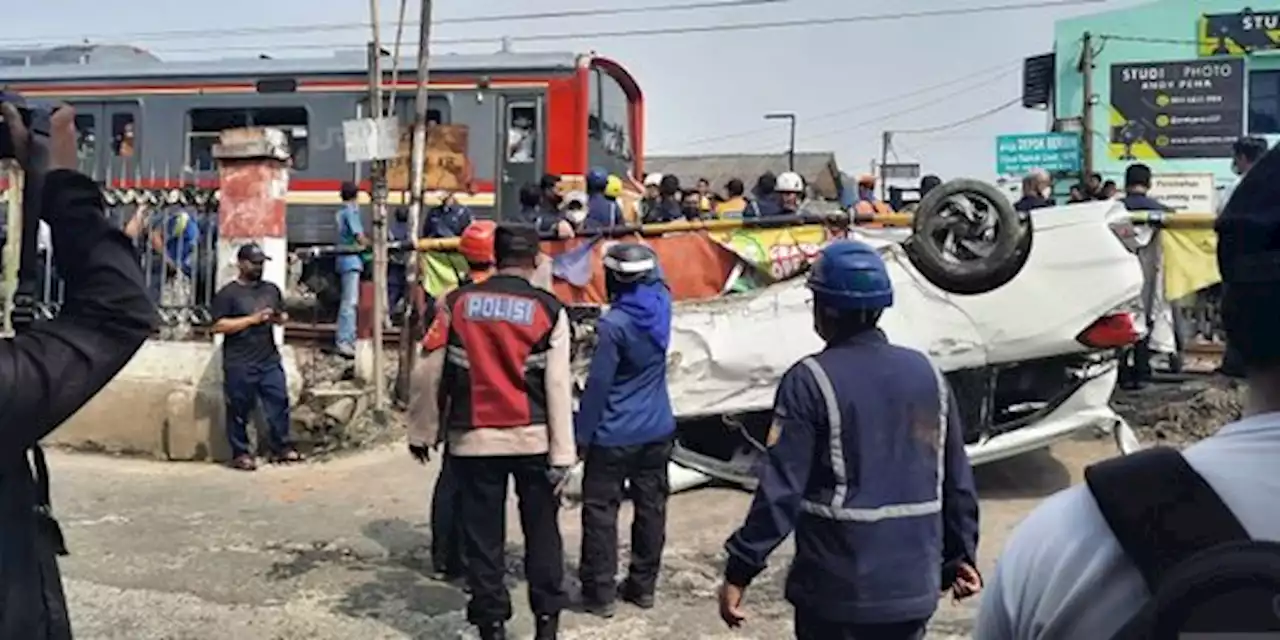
[409,219,498,582]
[717,240,981,640]
[411,225,575,640]
[575,243,675,618]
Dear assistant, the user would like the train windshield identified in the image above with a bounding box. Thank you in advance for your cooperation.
[587,64,639,179]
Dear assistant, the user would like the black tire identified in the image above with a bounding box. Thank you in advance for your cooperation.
[903,178,1031,295]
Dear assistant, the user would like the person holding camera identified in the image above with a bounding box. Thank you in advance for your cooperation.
[0,101,157,639]
[210,243,301,471]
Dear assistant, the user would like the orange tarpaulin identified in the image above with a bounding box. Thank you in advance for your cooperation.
[542,232,743,304]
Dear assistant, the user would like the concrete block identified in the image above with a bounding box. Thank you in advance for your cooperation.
[46,340,304,462]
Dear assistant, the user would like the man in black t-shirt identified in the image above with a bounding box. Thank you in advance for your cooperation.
[211,243,301,471]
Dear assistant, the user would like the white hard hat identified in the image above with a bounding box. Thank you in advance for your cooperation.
[643,173,664,187]
[776,171,804,193]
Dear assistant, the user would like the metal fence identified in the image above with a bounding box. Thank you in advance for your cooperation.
[1,186,222,340]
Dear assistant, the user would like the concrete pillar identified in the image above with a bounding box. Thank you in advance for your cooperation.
[212,128,291,347]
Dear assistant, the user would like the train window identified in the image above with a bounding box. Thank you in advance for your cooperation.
[74,113,96,171]
[359,96,450,126]
[250,107,309,169]
[587,67,634,175]
[184,107,309,171]
[506,102,537,164]
[112,113,136,158]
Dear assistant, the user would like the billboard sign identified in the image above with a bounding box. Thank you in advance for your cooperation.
[1109,59,1245,160]
[1200,10,1280,56]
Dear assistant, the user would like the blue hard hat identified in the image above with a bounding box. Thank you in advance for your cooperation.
[586,168,609,189]
[806,240,894,310]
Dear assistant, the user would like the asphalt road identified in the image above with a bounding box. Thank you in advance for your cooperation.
[47,436,1121,639]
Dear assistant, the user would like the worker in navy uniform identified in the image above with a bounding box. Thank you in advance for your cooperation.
[411,225,575,640]
[717,240,982,640]
[575,243,675,618]
[582,168,624,231]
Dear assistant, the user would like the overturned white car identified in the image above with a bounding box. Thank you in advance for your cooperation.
[565,179,1146,491]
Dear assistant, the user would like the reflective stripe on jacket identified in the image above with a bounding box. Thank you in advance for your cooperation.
[723,329,979,624]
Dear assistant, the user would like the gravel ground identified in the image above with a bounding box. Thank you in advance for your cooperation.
[1112,374,1245,446]
[48,359,1242,639]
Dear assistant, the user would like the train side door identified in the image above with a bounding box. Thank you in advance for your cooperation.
[495,94,544,220]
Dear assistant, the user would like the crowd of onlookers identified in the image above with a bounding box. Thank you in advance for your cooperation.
[412,168,911,246]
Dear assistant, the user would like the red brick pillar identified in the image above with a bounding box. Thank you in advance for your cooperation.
[213,128,291,345]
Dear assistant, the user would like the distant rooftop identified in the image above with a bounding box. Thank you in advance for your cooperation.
[0,44,161,67]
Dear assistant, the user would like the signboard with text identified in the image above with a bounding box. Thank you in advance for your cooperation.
[1200,10,1280,56]
[1148,173,1216,213]
[1109,59,1245,160]
[995,132,1081,175]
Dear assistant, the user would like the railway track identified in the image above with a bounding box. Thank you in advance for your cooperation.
[282,322,407,346]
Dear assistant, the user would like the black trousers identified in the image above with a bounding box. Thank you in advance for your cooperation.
[430,447,466,576]
[578,438,672,604]
[454,454,567,626]
[794,610,928,640]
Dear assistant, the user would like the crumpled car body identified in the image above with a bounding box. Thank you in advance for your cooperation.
[566,200,1146,495]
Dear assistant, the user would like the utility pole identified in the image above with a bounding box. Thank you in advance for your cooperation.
[879,131,892,200]
[367,12,389,418]
[1080,31,1095,181]
[398,0,434,402]
[764,112,796,171]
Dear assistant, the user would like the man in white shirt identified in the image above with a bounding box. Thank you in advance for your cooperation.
[975,144,1280,639]
[1217,136,1268,215]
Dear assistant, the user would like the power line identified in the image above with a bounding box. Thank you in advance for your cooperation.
[0,0,788,47]
[784,68,1020,147]
[889,97,1022,135]
[100,0,1106,56]
[669,60,1021,150]
[1096,34,1206,46]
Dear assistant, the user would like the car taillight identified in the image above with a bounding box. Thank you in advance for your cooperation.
[1077,311,1142,349]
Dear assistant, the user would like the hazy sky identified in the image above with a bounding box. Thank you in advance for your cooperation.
[4,0,1147,181]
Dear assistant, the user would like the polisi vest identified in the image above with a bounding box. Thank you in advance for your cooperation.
[441,274,563,430]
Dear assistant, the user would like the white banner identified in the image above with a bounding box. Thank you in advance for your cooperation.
[1148,173,1216,213]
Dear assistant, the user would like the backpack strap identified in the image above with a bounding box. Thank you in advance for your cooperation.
[1085,447,1248,592]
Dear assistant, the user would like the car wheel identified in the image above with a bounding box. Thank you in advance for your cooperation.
[904,178,1031,295]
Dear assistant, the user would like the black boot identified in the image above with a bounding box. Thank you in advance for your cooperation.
[534,613,560,640]
[476,622,507,640]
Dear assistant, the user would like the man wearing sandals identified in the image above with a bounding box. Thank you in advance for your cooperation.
[211,243,304,470]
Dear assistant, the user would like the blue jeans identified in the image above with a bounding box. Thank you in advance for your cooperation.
[224,361,292,459]
[337,269,360,348]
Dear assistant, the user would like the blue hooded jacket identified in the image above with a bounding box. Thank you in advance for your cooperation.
[574,279,676,448]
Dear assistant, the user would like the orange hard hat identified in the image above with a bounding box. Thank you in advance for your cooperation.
[857,174,876,187]
[458,220,497,266]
